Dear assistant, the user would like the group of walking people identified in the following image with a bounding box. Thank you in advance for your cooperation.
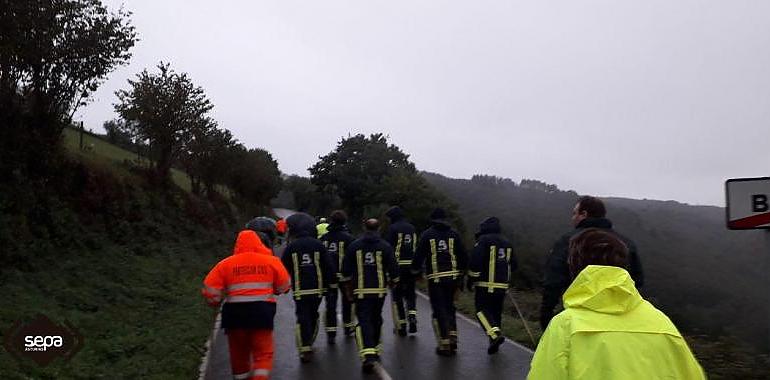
[201,196,705,379]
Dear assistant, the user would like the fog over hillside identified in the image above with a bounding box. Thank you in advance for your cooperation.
[422,171,767,349]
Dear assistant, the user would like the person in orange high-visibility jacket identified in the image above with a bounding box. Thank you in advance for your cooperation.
[202,228,291,380]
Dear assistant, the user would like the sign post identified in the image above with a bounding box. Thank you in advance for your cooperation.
[725,177,770,350]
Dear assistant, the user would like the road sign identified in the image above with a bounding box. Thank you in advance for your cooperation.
[725,177,770,230]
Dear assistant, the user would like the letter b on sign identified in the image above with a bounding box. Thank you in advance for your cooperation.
[752,194,769,212]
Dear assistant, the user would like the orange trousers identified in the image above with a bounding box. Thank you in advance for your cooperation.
[227,329,274,380]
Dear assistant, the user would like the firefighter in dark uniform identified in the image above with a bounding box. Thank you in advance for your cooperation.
[412,208,468,356]
[340,218,399,373]
[384,205,418,336]
[280,212,337,363]
[467,217,517,355]
[320,210,356,342]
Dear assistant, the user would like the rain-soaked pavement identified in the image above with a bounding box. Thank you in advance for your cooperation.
[202,286,533,380]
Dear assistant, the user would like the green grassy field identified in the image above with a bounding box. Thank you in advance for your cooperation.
[61,127,229,196]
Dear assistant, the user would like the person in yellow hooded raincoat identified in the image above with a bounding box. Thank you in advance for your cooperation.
[528,228,705,380]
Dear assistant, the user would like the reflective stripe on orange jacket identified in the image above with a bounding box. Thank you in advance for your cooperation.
[202,230,291,307]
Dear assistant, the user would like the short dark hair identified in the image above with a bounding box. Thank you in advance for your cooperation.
[568,228,628,277]
[577,196,606,218]
[330,210,347,225]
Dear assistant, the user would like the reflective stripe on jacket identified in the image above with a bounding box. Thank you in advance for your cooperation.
[468,233,517,292]
[341,232,400,299]
[202,230,291,306]
[528,266,705,380]
[281,235,337,300]
[412,224,467,283]
[385,219,417,266]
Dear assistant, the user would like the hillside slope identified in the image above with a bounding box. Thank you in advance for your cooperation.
[0,152,237,378]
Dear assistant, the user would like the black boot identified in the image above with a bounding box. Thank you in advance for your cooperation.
[487,335,505,355]
[362,355,378,373]
[407,314,417,334]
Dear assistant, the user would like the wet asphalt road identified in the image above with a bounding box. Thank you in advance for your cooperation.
[203,289,533,380]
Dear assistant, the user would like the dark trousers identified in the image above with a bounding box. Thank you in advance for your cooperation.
[391,267,417,329]
[325,287,355,332]
[474,288,505,340]
[355,296,385,360]
[428,280,458,347]
[294,295,322,353]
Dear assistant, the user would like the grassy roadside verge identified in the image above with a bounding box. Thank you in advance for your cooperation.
[0,238,229,379]
[0,142,238,378]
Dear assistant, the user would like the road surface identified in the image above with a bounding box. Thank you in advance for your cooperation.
[201,288,533,379]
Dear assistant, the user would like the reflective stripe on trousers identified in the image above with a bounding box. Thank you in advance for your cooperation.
[233,368,270,379]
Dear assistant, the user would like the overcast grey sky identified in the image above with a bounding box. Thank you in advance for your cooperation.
[78,0,770,207]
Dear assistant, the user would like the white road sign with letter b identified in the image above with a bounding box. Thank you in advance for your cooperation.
[726,177,770,230]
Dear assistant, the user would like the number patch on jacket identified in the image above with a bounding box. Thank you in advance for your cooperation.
[364,251,376,265]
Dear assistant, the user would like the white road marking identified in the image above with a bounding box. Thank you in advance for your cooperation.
[415,290,534,354]
[374,361,394,380]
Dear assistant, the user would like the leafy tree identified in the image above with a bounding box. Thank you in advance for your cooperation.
[181,122,237,196]
[309,133,464,233]
[0,0,136,175]
[103,119,134,149]
[309,133,415,213]
[227,146,282,206]
[279,175,340,215]
[114,63,213,184]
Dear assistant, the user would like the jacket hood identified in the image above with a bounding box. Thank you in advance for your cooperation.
[386,206,405,221]
[476,217,501,238]
[429,207,449,224]
[576,217,613,230]
[563,265,641,315]
[233,230,273,255]
[287,212,316,238]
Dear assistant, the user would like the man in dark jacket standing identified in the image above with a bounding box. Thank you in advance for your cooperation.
[384,206,419,336]
[412,208,468,356]
[539,196,644,330]
[281,212,337,363]
[468,217,517,355]
[320,210,356,341]
[340,218,399,373]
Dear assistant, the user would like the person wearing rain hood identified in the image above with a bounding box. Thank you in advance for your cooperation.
[384,205,419,336]
[411,208,468,356]
[319,210,356,341]
[467,216,517,355]
[340,218,399,373]
[280,212,337,363]
[527,228,705,380]
[201,218,291,380]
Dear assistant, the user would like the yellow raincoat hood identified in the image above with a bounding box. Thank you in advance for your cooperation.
[528,265,705,380]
